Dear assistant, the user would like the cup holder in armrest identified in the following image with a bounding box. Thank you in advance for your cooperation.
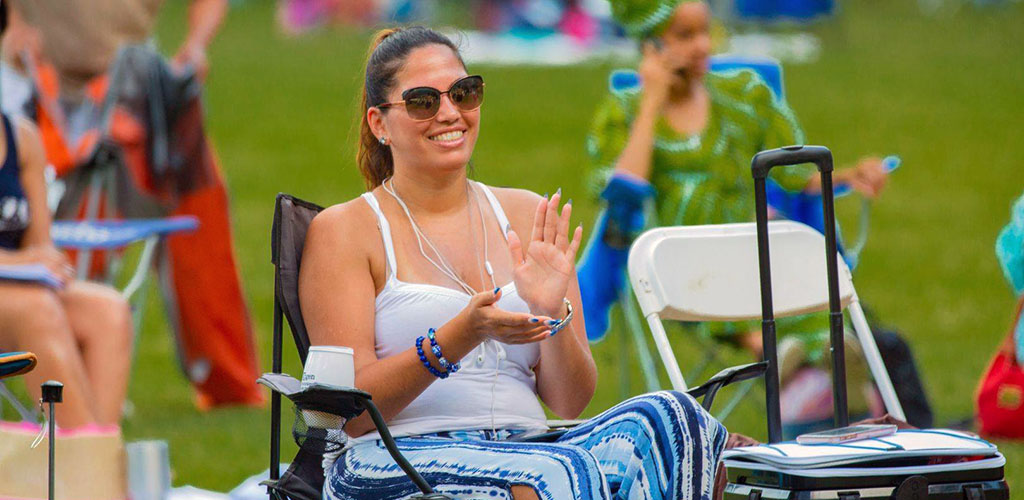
[258,372,370,420]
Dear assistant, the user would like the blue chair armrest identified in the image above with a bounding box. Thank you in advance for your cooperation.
[0,264,63,288]
[52,216,199,250]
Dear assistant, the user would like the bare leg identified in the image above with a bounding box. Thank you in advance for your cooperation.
[59,281,133,425]
[510,485,541,500]
[0,283,98,427]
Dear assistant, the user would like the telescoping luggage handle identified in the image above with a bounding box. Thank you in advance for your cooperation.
[751,145,848,444]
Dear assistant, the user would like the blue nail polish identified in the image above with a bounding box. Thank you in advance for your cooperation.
[530,318,539,323]
[494,287,501,294]
[556,187,562,196]
[567,198,573,205]
[547,319,558,326]
[543,192,549,199]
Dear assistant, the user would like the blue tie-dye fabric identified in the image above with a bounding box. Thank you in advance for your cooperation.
[325,391,727,500]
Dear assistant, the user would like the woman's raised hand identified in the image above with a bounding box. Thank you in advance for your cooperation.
[508,191,584,318]
[844,156,889,199]
[639,41,675,108]
[460,288,555,345]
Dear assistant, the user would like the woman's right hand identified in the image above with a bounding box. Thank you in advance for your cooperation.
[459,288,554,345]
[18,245,74,285]
[638,41,676,108]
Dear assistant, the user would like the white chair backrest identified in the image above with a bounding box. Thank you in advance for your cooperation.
[628,221,855,322]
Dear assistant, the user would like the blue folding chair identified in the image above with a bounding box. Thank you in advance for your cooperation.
[729,0,835,23]
[51,216,199,302]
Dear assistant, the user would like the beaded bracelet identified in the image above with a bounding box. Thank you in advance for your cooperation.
[427,328,461,374]
[415,335,448,379]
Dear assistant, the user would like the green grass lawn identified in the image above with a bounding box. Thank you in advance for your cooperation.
[102,0,1024,490]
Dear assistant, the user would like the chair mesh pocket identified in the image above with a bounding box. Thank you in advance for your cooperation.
[292,406,348,455]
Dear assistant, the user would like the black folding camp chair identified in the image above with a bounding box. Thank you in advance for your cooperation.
[265,194,449,500]
[264,193,767,499]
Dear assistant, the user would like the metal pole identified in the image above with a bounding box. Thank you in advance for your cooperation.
[819,169,849,428]
[621,288,662,393]
[41,381,63,500]
[847,300,906,420]
[269,300,282,485]
[359,397,435,495]
[48,399,55,500]
[753,177,782,444]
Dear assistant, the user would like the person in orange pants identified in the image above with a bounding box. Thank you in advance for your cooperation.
[1,0,263,408]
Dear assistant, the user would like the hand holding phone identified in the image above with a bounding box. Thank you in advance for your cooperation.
[637,41,676,106]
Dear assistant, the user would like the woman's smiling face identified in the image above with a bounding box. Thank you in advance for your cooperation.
[373,44,480,176]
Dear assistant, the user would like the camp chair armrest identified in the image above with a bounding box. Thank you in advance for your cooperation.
[0,351,37,380]
[687,361,769,411]
[258,372,437,496]
[258,373,369,420]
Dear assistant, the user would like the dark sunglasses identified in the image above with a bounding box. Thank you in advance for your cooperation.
[377,75,485,121]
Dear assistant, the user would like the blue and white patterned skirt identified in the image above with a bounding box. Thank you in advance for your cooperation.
[325,391,728,500]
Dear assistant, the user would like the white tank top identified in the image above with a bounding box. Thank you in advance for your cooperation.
[350,183,547,444]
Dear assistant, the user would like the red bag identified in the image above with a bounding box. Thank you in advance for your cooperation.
[976,297,1024,438]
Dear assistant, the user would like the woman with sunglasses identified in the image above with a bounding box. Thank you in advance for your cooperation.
[301,26,727,500]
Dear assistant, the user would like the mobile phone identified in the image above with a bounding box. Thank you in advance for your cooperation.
[796,424,897,445]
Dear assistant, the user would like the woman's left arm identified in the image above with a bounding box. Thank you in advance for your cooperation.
[751,76,889,198]
[801,157,889,198]
[533,268,596,419]
[16,117,55,248]
[5,117,73,284]
[502,188,597,419]
[747,73,888,198]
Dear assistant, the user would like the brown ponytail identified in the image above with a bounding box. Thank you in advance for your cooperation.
[356,26,464,189]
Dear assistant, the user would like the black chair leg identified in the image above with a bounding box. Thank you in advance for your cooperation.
[269,300,284,490]
[358,397,452,498]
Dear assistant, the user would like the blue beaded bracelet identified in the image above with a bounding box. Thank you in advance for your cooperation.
[427,328,460,374]
[416,336,448,379]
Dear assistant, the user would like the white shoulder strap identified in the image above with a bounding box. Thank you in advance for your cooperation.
[361,193,398,278]
[475,182,511,242]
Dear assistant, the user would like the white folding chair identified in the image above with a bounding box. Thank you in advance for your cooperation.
[627,220,906,421]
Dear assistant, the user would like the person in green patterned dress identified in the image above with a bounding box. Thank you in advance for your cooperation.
[584,0,889,415]
[591,0,887,233]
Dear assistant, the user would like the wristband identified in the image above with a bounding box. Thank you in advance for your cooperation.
[549,298,574,336]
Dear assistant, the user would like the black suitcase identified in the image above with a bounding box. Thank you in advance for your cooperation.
[723,145,1010,500]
